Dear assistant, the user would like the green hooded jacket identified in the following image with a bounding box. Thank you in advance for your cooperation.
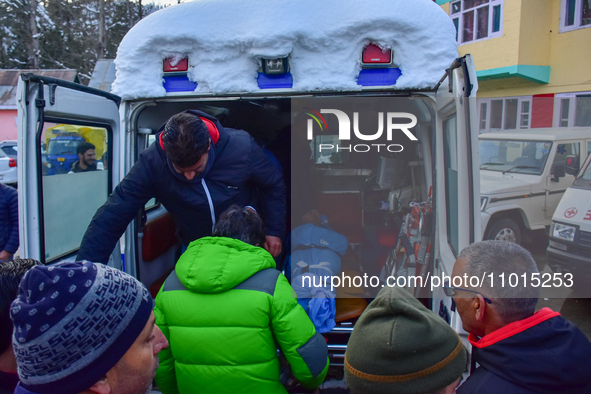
[154,237,329,394]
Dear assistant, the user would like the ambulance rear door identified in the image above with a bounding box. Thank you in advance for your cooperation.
[16,73,122,267]
[433,55,481,321]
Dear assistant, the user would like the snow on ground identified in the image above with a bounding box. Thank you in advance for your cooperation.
[112,0,458,99]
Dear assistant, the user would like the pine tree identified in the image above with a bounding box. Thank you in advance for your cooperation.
[0,0,160,84]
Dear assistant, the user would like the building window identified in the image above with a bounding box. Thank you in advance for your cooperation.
[555,92,591,127]
[450,0,503,45]
[559,99,570,127]
[479,102,488,131]
[560,0,591,32]
[478,96,532,133]
[520,101,530,128]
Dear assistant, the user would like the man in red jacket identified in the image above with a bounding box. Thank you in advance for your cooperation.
[448,240,591,393]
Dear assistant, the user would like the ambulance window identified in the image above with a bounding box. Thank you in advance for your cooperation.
[147,134,156,146]
[551,142,579,175]
[314,135,348,164]
[39,122,110,262]
[443,116,459,254]
[581,159,591,181]
[145,134,158,210]
[145,198,157,209]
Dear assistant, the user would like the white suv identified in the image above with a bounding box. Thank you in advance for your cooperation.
[479,127,591,244]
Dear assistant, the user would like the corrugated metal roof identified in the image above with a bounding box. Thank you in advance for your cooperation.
[0,69,80,106]
[88,59,116,92]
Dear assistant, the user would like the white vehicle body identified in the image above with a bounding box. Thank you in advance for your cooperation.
[547,153,591,292]
[16,0,480,371]
[0,148,17,185]
[479,128,591,244]
[0,140,18,161]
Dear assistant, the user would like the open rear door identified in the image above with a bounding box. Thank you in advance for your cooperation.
[433,56,481,324]
[16,73,121,267]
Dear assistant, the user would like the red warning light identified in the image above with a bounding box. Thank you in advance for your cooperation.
[566,158,573,165]
[163,58,188,72]
[362,44,392,64]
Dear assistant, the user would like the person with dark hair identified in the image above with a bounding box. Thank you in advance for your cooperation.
[69,141,97,173]
[10,261,168,394]
[449,240,591,394]
[77,110,285,263]
[211,205,266,246]
[0,183,18,262]
[154,205,328,394]
[0,259,40,394]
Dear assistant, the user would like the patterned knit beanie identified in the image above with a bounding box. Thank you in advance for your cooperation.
[10,261,153,394]
[344,286,467,394]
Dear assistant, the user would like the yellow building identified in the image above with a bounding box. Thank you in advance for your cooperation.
[438,0,591,132]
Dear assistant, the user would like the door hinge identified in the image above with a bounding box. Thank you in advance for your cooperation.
[49,84,57,105]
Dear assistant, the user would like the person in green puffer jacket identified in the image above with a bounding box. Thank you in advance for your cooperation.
[154,205,329,394]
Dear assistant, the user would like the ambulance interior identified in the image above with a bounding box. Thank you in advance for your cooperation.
[130,94,438,370]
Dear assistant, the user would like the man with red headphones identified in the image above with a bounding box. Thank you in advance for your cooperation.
[77,110,285,263]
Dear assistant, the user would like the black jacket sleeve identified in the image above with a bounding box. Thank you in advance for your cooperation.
[76,154,155,263]
[248,138,286,238]
[4,186,19,254]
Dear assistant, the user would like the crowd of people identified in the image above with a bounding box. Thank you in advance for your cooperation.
[1,112,590,394]
[344,241,591,394]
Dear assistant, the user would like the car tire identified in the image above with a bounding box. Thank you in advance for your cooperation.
[485,219,521,244]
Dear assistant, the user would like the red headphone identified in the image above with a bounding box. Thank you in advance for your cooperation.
[159,116,220,150]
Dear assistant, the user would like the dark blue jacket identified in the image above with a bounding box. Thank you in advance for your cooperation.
[458,308,591,394]
[77,110,285,263]
[0,183,18,255]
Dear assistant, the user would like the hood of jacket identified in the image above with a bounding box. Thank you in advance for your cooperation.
[469,308,591,393]
[176,236,276,294]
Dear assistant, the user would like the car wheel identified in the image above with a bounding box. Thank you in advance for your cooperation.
[485,219,521,244]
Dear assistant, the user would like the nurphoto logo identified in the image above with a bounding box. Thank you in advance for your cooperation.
[304,107,417,153]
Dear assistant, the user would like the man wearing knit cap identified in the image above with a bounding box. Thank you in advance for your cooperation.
[344,285,467,394]
[9,261,169,394]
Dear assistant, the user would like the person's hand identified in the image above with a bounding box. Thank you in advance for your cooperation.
[0,250,12,262]
[264,236,282,257]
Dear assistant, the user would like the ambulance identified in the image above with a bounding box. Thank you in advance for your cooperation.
[547,151,591,295]
[16,0,480,373]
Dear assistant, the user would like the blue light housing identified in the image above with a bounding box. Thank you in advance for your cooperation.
[163,75,197,92]
[357,68,402,86]
[257,72,293,89]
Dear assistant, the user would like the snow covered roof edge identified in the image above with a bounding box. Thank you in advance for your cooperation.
[113,0,458,99]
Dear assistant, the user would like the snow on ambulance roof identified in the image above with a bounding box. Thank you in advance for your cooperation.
[112,0,457,99]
